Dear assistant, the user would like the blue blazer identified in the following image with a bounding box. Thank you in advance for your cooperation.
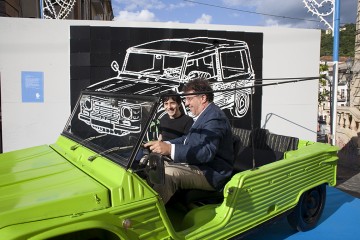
[169,102,234,191]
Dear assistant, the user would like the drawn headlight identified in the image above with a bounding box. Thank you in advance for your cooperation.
[121,106,133,120]
[85,99,92,109]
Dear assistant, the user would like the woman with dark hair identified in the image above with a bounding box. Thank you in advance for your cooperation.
[159,90,193,141]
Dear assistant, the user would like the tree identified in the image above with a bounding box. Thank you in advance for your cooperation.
[319,64,330,104]
[320,23,355,57]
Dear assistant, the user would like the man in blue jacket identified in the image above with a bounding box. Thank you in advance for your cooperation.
[145,78,234,204]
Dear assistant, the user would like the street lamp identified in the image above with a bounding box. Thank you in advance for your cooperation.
[346,57,353,106]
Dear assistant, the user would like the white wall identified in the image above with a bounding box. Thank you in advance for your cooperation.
[0,17,320,152]
[0,18,71,152]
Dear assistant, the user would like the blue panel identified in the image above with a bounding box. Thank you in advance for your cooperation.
[21,71,44,103]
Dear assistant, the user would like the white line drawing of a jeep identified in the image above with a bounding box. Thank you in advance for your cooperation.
[79,37,255,136]
[78,95,142,136]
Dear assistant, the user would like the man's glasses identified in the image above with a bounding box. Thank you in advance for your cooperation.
[184,95,196,102]
[184,94,204,102]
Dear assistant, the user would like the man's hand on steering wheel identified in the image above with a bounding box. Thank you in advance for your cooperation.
[144,140,172,157]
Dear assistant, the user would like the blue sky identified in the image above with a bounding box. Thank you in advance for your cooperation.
[111,0,356,29]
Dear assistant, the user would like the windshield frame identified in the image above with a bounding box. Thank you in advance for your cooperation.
[62,90,161,169]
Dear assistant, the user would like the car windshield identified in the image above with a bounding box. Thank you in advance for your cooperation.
[62,91,159,167]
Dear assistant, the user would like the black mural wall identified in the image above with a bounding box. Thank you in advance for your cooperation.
[70,26,263,129]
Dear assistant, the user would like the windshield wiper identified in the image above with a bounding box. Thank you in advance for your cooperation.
[88,145,134,161]
[70,133,107,150]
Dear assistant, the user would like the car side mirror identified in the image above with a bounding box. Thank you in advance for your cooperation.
[147,153,165,185]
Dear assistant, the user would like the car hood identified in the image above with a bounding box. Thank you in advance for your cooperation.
[88,74,180,94]
[0,145,110,229]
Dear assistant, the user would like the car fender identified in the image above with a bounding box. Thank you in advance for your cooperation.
[28,220,129,240]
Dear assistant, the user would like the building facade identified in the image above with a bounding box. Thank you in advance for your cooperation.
[0,0,113,20]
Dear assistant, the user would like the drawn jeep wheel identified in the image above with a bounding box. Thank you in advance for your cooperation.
[231,91,249,118]
[287,184,326,232]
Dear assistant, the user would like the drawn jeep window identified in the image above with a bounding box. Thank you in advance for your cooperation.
[185,53,216,79]
[221,48,253,79]
[124,52,184,78]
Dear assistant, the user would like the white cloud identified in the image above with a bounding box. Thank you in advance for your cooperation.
[168,1,194,10]
[165,20,180,24]
[113,0,166,11]
[114,10,157,22]
[195,14,212,24]
[265,18,291,28]
[222,0,257,7]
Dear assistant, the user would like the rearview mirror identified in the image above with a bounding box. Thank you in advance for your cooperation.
[147,153,165,185]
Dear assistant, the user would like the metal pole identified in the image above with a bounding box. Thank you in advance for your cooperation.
[326,76,333,143]
[40,0,43,19]
[331,0,340,146]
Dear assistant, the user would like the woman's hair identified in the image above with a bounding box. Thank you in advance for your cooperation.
[161,90,182,105]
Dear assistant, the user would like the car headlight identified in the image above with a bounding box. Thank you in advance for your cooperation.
[121,106,133,120]
[85,99,92,109]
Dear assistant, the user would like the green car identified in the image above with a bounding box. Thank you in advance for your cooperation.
[0,88,338,240]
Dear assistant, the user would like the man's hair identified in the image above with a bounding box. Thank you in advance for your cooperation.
[183,78,214,102]
[161,90,182,105]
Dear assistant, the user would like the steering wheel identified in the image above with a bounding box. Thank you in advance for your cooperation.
[136,142,150,167]
[139,141,172,166]
[162,155,172,162]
